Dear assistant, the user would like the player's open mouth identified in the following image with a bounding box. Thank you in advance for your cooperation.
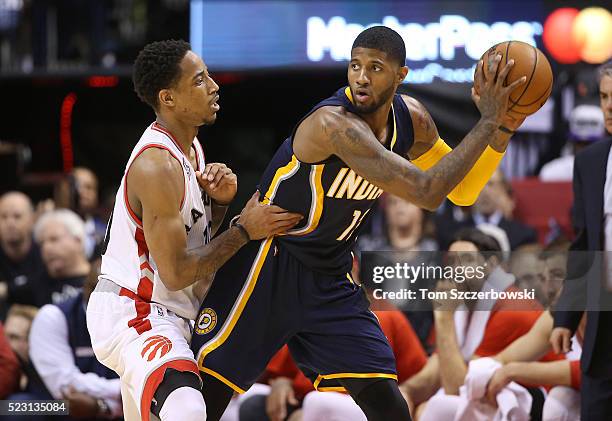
[211,95,220,111]
[355,91,370,102]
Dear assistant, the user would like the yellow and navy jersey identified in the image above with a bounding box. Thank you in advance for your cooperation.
[258,87,414,275]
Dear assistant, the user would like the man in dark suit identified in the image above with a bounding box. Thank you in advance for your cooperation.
[551,60,612,420]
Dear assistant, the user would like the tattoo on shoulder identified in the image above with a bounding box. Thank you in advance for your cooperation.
[344,127,361,145]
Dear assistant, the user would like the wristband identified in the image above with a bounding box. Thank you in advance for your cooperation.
[231,218,251,241]
[498,125,516,135]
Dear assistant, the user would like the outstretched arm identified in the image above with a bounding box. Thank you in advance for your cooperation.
[128,148,302,292]
[405,96,520,206]
[316,57,525,210]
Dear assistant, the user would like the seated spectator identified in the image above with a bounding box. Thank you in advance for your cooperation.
[3,304,38,390]
[435,169,537,250]
[0,322,21,398]
[358,193,437,253]
[540,104,606,182]
[72,167,107,260]
[27,258,122,419]
[233,292,427,421]
[33,209,90,306]
[540,246,568,309]
[402,228,555,420]
[510,246,547,306]
[357,194,437,347]
[0,192,46,318]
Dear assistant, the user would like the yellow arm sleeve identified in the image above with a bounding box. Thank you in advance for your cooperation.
[411,138,504,206]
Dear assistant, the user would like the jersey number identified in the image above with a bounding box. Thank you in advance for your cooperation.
[336,209,370,241]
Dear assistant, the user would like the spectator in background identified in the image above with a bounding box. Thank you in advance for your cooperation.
[4,305,39,405]
[72,167,107,259]
[435,169,537,250]
[4,305,37,364]
[540,104,606,182]
[403,228,554,420]
[0,322,20,398]
[510,246,547,306]
[33,209,89,307]
[358,194,437,253]
[27,258,122,419]
[0,192,46,318]
[357,194,437,348]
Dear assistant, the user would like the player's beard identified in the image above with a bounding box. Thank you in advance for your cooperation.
[353,83,396,114]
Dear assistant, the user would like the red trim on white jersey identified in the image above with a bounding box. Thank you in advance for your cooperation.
[123,143,187,227]
[151,122,184,152]
[119,226,155,335]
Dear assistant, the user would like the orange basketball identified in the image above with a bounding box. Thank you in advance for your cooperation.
[476,41,553,118]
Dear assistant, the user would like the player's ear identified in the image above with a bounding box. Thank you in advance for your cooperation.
[158,89,175,108]
[398,66,409,83]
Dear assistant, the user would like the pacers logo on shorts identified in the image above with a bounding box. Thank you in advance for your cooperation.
[195,308,217,335]
[141,335,173,362]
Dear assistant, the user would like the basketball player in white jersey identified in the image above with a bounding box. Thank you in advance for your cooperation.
[86,40,302,421]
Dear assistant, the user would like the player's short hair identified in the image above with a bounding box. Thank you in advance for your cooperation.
[598,60,612,84]
[352,26,406,67]
[133,39,192,110]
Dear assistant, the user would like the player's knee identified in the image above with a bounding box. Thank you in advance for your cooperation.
[180,396,207,421]
[302,391,334,418]
[159,386,207,421]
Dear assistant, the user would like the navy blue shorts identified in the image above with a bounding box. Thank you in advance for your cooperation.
[190,238,397,393]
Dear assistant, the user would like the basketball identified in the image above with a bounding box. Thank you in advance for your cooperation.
[476,41,553,117]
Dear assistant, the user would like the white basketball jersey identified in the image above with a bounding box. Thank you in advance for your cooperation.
[100,122,212,320]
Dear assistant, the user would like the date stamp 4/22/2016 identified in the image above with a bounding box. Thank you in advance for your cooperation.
[0,400,69,416]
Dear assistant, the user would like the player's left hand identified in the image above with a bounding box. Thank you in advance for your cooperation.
[196,163,237,206]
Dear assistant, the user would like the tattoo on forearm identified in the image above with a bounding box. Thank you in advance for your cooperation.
[190,227,247,285]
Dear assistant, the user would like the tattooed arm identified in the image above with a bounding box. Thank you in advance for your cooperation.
[294,56,525,210]
[403,95,515,159]
[127,148,302,291]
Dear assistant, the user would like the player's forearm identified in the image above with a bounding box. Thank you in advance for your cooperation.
[505,361,572,387]
[435,312,467,395]
[423,118,497,209]
[210,202,229,236]
[169,226,248,291]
